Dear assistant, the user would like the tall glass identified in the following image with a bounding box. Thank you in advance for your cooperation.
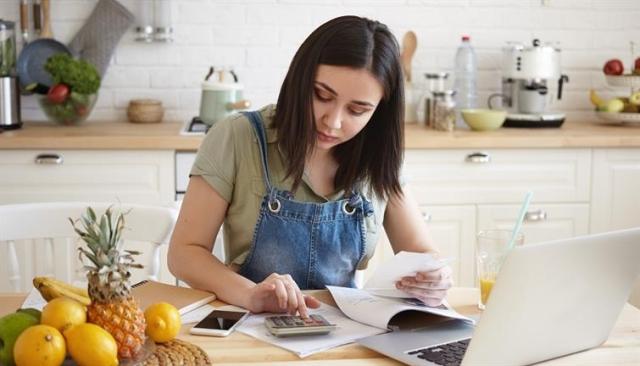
[476,229,524,309]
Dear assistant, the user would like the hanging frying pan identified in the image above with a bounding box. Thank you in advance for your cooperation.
[16,38,71,94]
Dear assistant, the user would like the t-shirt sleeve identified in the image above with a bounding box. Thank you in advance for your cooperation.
[190,115,244,202]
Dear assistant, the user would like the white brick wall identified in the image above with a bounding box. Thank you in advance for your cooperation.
[1,0,638,123]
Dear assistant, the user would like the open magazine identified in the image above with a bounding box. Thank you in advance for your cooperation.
[327,285,471,331]
[326,251,472,330]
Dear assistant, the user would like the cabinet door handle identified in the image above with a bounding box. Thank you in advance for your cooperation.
[35,153,63,165]
[465,152,491,164]
[422,212,432,222]
[524,210,547,222]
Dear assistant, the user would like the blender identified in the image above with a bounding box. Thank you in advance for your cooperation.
[0,19,21,130]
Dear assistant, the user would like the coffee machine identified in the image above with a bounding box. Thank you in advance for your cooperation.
[489,39,569,128]
[0,19,21,130]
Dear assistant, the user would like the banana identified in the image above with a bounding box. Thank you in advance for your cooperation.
[33,277,91,305]
[589,89,607,109]
[589,89,606,109]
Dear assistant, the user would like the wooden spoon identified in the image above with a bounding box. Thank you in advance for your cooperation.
[40,0,53,39]
[401,31,417,82]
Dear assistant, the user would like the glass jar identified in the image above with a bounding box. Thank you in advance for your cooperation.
[433,90,456,132]
[416,72,449,127]
[0,20,17,76]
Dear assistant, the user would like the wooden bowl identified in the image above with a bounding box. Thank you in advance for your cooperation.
[127,99,164,124]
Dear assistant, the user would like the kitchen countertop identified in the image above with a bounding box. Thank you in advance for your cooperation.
[1,120,640,150]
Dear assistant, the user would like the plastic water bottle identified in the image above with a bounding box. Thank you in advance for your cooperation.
[453,36,477,128]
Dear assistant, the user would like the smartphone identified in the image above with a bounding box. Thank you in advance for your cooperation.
[189,309,250,337]
[264,314,336,337]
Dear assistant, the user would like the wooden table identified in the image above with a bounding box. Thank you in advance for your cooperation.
[1,288,639,365]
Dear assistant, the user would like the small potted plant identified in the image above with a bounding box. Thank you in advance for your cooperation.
[38,54,101,125]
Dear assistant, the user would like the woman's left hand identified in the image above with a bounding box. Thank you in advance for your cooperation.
[395,265,453,307]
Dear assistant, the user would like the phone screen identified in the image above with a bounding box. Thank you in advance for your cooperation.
[194,310,248,331]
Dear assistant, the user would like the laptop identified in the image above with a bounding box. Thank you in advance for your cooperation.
[357,227,640,366]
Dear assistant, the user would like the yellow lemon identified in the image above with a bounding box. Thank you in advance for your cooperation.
[144,302,181,343]
[13,324,66,366]
[64,323,118,366]
[41,297,87,333]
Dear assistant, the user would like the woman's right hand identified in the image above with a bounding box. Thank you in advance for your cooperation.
[245,273,321,318]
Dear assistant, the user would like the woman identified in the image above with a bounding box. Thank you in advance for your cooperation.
[168,16,452,318]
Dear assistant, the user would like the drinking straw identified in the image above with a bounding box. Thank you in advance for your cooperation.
[507,191,533,250]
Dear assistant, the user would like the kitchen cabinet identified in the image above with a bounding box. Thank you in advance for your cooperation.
[0,150,175,205]
[420,205,476,286]
[363,149,592,287]
[590,148,640,308]
[0,149,176,289]
[590,148,640,233]
[360,205,476,288]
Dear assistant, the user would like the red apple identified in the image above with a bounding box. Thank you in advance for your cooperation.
[603,59,624,76]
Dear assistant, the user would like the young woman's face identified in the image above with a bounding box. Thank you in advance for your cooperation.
[312,64,384,151]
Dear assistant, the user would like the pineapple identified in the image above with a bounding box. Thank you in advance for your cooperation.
[70,206,146,359]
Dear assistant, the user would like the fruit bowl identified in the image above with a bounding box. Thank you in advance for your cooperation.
[595,111,640,125]
[38,92,97,126]
[605,75,640,89]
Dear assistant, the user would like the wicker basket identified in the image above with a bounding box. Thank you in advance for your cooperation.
[141,339,212,366]
[127,99,164,124]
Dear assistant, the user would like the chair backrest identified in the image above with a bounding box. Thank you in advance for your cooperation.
[0,202,178,292]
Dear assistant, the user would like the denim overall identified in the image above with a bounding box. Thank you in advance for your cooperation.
[238,111,374,289]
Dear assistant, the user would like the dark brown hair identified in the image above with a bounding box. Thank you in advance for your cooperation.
[274,15,404,200]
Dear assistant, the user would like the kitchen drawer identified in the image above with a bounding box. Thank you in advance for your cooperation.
[404,149,591,205]
[477,203,590,246]
[0,150,175,205]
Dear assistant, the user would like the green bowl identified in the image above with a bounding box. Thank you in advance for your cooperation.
[461,109,507,131]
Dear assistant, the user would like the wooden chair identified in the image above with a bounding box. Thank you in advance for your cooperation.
[0,202,178,292]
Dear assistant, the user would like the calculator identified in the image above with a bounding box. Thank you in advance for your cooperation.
[264,314,337,337]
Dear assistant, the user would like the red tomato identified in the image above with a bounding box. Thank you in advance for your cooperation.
[46,84,70,104]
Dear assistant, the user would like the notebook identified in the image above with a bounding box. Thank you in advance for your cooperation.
[131,280,216,315]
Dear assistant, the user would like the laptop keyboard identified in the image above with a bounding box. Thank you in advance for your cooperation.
[407,339,470,366]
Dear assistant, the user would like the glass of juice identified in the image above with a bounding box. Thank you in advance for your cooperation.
[476,229,524,310]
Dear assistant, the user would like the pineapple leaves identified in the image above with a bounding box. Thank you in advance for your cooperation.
[69,205,144,280]
[99,215,110,251]
[87,206,97,222]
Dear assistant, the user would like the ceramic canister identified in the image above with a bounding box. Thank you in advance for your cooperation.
[199,81,249,126]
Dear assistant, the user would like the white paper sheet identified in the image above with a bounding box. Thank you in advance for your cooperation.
[327,285,471,331]
[236,302,385,358]
[20,287,47,311]
[364,251,451,298]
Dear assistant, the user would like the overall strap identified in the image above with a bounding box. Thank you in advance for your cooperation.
[243,111,273,192]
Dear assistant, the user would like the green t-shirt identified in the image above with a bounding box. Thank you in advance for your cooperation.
[190,104,387,269]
